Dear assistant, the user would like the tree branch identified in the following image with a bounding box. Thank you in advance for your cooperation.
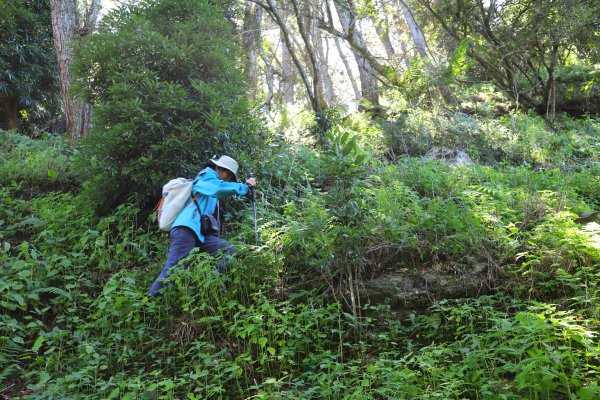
[249,0,320,111]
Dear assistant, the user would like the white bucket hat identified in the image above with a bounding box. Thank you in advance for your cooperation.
[210,155,239,180]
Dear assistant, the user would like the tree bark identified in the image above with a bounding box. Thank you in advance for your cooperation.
[280,32,296,105]
[1,96,19,130]
[309,9,335,106]
[256,23,277,117]
[333,0,380,110]
[399,0,429,60]
[290,0,328,112]
[399,0,454,104]
[50,0,95,140]
[333,36,360,101]
[371,12,396,59]
[254,0,324,113]
[242,1,262,100]
[390,11,412,67]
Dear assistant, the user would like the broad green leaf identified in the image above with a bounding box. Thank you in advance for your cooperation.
[32,335,45,352]
[47,169,58,181]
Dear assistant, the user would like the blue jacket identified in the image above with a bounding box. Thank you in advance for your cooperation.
[172,167,248,242]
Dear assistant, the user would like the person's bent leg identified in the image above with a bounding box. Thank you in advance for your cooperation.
[200,235,235,275]
[148,227,198,296]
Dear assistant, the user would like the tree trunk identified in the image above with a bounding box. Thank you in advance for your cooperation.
[399,0,429,60]
[50,0,94,140]
[257,0,323,113]
[414,0,538,110]
[309,9,335,106]
[290,0,327,112]
[333,36,360,101]
[399,0,454,104]
[280,33,296,105]
[1,96,19,130]
[334,0,380,110]
[371,15,396,59]
[391,12,412,67]
[242,1,262,100]
[256,20,277,117]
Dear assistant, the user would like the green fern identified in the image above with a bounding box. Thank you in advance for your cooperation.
[32,286,72,300]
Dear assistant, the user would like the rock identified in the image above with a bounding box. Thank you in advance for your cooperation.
[574,211,600,225]
[357,263,491,317]
[425,147,474,166]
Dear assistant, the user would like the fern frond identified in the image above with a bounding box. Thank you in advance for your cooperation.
[33,287,72,300]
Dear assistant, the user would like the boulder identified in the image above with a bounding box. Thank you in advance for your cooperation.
[357,263,491,317]
[425,147,474,166]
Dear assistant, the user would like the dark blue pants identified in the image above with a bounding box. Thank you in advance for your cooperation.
[148,226,234,296]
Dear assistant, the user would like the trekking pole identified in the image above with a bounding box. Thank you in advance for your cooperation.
[249,175,259,246]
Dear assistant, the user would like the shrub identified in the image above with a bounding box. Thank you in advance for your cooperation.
[72,0,266,212]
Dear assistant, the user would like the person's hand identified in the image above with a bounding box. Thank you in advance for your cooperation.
[246,177,256,187]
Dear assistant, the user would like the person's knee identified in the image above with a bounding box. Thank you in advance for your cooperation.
[204,236,233,255]
[222,242,235,256]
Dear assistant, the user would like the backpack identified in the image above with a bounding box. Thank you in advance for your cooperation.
[154,178,195,231]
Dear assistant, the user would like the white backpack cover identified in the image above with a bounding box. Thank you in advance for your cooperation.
[156,178,194,231]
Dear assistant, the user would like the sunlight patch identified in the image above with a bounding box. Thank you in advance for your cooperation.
[581,222,600,249]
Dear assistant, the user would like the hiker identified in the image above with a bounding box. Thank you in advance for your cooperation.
[148,155,256,296]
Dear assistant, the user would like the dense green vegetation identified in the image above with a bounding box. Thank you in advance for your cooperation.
[1,0,599,398]
[71,0,265,212]
[1,108,598,398]
[0,0,58,131]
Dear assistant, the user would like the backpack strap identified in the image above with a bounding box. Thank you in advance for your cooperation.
[153,197,164,212]
[188,175,219,236]
[188,177,202,215]
[216,199,221,237]
[189,193,202,215]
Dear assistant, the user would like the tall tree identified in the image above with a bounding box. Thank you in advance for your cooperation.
[318,0,404,89]
[399,0,454,104]
[370,0,396,59]
[390,11,411,67]
[50,0,100,139]
[290,0,328,112]
[399,0,428,60]
[251,0,329,113]
[331,0,380,110]
[280,33,296,105]
[310,8,335,106]
[73,0,261,211]
[256,18,278,117]
[242,1,262,100]
[333,36,360,101]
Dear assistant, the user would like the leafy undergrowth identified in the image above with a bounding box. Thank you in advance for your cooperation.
[1,113,599,399]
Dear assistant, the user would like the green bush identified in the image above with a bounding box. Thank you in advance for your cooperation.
[72,0,267,212]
